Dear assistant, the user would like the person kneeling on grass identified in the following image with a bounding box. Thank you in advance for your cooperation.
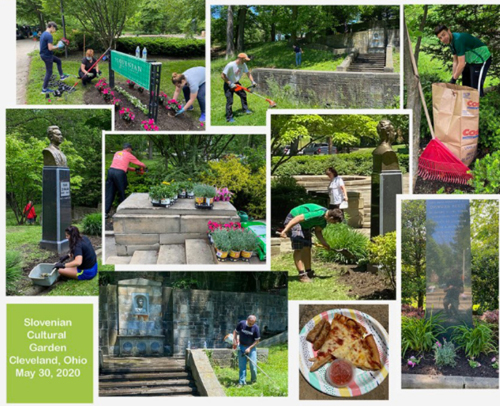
[39,21,69,94]
[54,226,97,281]
[171,67,206,123]
[79,49,100,86]
[280,204,343,283]
[232,315,260,386]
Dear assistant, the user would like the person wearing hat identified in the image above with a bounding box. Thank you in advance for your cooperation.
[39,21,69,94]
[221,53,257,123]
[105,143,146,219]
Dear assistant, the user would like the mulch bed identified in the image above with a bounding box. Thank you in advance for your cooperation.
[402,349,499,378]
[83,83,202,131]
[414,176,474,194]
[338,266,395,300]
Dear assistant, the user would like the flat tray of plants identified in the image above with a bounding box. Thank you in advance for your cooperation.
[208,221,261,262]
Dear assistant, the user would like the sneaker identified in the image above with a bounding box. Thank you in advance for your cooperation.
[199,113,206,122]
[41,88,54,94]
[227,117,235,123]
[60,74,69,80]
[245,109,253,114]
[307,270,316,279]
[298,272,312,283]
[187,106,194,111]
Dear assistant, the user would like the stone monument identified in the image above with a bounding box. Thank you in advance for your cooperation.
[425,200,473,330]
[370,120,403,238]
[39,126,71,253]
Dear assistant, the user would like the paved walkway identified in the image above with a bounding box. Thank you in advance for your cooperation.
[17,39,38,104]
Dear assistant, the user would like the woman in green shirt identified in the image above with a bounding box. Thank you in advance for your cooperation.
[279,204,343,283]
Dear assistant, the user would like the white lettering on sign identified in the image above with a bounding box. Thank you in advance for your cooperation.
[60,182,70,197]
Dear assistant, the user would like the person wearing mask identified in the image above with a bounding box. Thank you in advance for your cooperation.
[78,49,100,86]
[105,143,146,218]
[171,67,206,123]
[39,21,69,94]
[55,226,97,280]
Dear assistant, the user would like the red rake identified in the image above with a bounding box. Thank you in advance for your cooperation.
[405,21,472,185]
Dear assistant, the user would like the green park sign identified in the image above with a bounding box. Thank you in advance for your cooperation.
[110,50,151,90]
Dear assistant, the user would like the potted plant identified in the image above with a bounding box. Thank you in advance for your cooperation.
[165,99,183,116]
[95,78,107,92]
[211,229,230,261]
[204,184,216,207]
[102,87,114,103]
[159,92,169,105]
[141,119,159,131]
[160,184,172,207]
[177,181,187,198]
[241,230,258,261]
[138,86,145,93]
[112,97,122,111]
[186,179,195,198]
[127,79,135,89]
[228,229,244,261]
[149,186,162,207]
[193,184,216,209]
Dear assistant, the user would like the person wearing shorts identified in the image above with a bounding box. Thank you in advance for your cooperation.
[279,204,343,283]
[55,226,98,280]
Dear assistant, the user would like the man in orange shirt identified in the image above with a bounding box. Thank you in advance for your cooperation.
[105,143,146,218]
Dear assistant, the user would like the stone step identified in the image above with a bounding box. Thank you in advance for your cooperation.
[99,385,197,396]
[105,256,132,265]
[130,250,158,265]
[100,379,192,388]
[185,239,215,265]
[102,366,187,374]
[157,244,186,265]
[100,372,190,381]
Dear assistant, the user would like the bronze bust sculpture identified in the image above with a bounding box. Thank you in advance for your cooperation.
[372,120,400,172]
[43,126,68,167]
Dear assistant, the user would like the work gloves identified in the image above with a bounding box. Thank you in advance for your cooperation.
[56,40,65,49]
[251,81,258,87]
[175,108,185,116]
[229,82,237,89]
[59,254,70,262]
[449,77,457,84]
[87,72,95,78]
[54,262,65,269]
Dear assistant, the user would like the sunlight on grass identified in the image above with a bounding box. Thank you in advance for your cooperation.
[271,254,354,301]
[211,343,288,397]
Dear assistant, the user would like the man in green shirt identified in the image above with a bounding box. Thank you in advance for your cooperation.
[435,25,492,97]
[279,204,343,283]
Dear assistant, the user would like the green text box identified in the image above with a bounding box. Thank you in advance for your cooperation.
[111,50,151,90]
[7,304,93,403]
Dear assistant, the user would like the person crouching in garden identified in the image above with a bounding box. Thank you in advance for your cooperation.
[79,49,100,86]
[54,226,97,280]
[279,204,343,283]
[232,315,260,386]
[326,167,348,219]
[171,67,206,123]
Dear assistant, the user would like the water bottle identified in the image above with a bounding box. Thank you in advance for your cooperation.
[135,46,140,58]
[187,340,191,349]
[142,47,147,60]
[204,341,207,349]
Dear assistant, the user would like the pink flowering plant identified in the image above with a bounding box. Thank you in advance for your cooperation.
[119,107,135,123]
[102,87,114,102]
[407,355,421,368]
[214,187,233,202]
[159,92,169,104]
[141,119,159,131]
[468,357,481,368]
[112,98,122,110]
[95,78,107,92]
[207,220,242,233]
[491,357,498,370]
[433,338,457,367]
[127,79,135,88]
[165,99,182,113]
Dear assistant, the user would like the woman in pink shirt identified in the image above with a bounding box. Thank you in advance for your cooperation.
[105,143,146,218]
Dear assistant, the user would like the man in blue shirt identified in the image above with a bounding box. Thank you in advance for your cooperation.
[39,21,69,94]
[232,315,260,386]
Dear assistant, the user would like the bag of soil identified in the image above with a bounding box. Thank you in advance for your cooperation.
[432,83,479,167]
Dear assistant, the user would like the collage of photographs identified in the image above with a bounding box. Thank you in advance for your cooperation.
[1,0,499,404]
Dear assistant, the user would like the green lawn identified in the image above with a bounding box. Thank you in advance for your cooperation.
[211,42,347,126]
[271,254,354,301]
[393,51,400,73]
[26,50,204,114]
[211,343,288,397]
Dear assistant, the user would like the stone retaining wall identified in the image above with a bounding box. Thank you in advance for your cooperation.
[252,69,400,109]
[209,348,269,368]
[186,349,226,397]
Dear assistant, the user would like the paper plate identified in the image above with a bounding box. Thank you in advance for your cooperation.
[299,308,389,397]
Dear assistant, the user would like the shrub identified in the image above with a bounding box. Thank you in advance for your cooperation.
[401,305,425,319]
[316,223,369,264]
[368,232,397,289]
[202,156,251,195]
[6,251,23,294]
[470,151,500,194]
[239,166,266,219]
[401,312,446,356]
[433,339,458,367]
[116,37,205,57]
[451,322,496,358]
[81,213,102,236]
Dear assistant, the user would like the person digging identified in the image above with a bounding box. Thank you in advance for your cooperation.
[39,21,69,94]
[79,49,101,87]
[171,67,206,123]
[279,204,343,283]
[232,315,260,387]
[105,143,146,219]
[435,25,492,97]
[221,53,257,123]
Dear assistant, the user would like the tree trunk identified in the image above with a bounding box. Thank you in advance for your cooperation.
[270,9,276,42]
[291,6,298,43]
[413,5,428,65]
[236,6,247,52]
[404,21,422,190]
[226,6,235,59]
[148,140,153,160]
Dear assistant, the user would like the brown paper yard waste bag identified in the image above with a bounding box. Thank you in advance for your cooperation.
[432,83,479,167]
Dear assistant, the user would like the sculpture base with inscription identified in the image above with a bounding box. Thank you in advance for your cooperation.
[39,166,71,254]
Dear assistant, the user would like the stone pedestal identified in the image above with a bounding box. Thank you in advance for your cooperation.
[371,170,402,238]
[113,193,239,256]
[345,191,364,228]
[40,166,71,253]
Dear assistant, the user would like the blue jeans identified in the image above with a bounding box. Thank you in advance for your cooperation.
[238,345,257,384]
[295,52,302,66]
[183,82,206,114]
[41,55,63,89]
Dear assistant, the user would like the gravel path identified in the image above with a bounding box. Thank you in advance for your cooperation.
[17,39,38,104]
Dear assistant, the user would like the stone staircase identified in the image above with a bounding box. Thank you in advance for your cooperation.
[99,357,198,397]
[348,53,386,72]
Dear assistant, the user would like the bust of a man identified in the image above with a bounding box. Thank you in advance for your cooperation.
[372,120,399,173]
[134,296,148,314]
[43,126,68,167]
